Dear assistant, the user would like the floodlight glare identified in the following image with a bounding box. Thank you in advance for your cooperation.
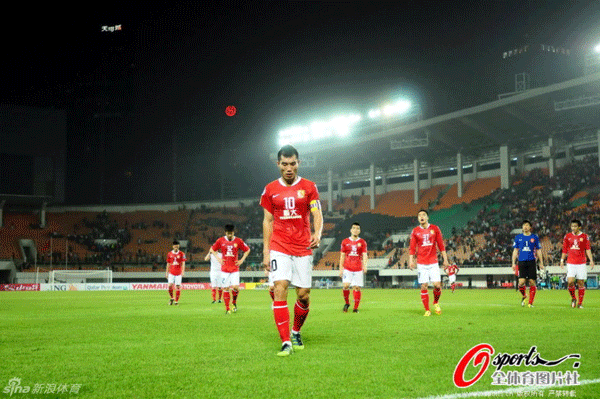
[368,109,381,119]
[278,113,362,145]
[595,44,600,53]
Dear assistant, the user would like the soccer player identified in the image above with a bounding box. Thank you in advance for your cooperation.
[511,220,544,308]
[339,222,368,313]
[560,219,595,309]
[409,209,449,316]
[204,250,223,303]
[444,262,459,293]
[208,224,250,314]
[166,240,187,305]
[261,145,323,356]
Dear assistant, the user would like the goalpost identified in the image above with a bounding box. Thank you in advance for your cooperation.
[49,270,113,285]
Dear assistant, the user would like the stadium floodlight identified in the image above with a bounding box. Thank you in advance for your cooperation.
[383,100,412,117]
[595,44,600,53]
[368,109,381,119]
[278,113,362,146]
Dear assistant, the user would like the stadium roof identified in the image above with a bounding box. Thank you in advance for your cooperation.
[301,71,600,173]
[0,194,53,207]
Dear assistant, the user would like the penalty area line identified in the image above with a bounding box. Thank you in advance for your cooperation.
[416,377,600,399]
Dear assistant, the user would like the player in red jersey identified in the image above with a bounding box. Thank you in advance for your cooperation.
[409,210,450,316]
[339,222,368,313]
[560,219,595,309]
[444,262,459,293]
[166,240,187,305]
[261,145,323,357]
[208,224,250,314]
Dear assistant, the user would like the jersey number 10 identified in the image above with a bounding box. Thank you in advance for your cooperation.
[284,197,295,210]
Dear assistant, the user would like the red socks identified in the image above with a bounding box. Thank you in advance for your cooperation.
[175,289,181,302]
[211,288,216,301]
[519,285,526,298]
[568,285,576,300]
[168,286,174,299]
[223,291,231,311]
[269,290,275,300]
[343,289,350,305]
[273,301,290,342]
[218,288,223,300]
[232,289,238,305]
[421,289,430,311]
[578,288,585,305]
[353,290,361,310]
[433,287,441,304]
[529,286,536,305]
[292,300,309,333]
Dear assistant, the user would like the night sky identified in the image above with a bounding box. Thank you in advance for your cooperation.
[1,1,600,204]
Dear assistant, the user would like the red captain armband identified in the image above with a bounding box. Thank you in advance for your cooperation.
[310,200,321,212]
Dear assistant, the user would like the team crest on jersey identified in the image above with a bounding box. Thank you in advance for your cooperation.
[530,238,535,243]
[297,190,305,199]
[357,243,362,247]
[234,243,238,248]
[580,237,584,241]
[430,230,435,234]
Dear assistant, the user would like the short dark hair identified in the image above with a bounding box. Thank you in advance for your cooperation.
[277,145,299,161]
[172,240,180,245]
[418,209,428,216]
[571,219,582,227]
[522,220,532,227]
[352,222,360,227]
[224,224,235,232]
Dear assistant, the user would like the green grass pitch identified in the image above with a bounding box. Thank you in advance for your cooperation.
[1,288,598,398]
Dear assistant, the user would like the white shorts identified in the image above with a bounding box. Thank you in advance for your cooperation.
[342,270,364,287]
[167,273,182,286]
[268,272,274,288]
[210,269,222,288]
[566,264,587,281]
[270,250,313,289]
[448,274,456,284]
[417,263,442,284]
[221,271,240,288]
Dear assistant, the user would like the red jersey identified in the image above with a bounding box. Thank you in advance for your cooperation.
[211,236,250,273]
[260,177,320,257]
[562,232,591,264]
[167,250,187,276]
[409,224,445,265]
[445,264,459,276]
[340,237,368,272]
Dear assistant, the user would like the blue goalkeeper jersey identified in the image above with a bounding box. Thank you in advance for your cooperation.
[513,233,540,261]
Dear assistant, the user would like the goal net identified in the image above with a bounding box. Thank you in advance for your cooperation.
[49,270,113,285]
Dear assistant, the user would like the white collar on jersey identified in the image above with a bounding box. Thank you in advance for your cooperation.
[223,235,236,241]
[278,176,302,187]
[419,224,430,230]
[348,236,361,241]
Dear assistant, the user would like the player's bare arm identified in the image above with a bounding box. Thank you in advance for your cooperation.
[339,252,346,277]
[262,208,274,271]
[586,249,594,270]
[362,252,368,273]
[559,252,567,269]
[408,254,416,270]
[536,249,544,269]
[236,248,251,266]
[181,262,185,277]
[165,263,169,280]
[310,200,323,248]
[441,250,450,268]
[511,248,519,271]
